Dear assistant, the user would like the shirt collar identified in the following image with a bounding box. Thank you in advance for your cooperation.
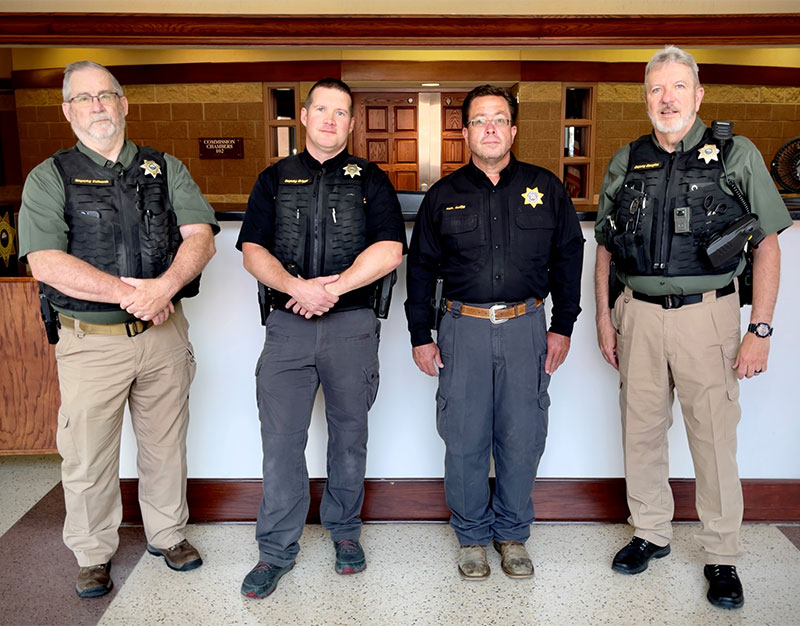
[76,139,137,169]
[465,152,518,188]
[299,148,351,171]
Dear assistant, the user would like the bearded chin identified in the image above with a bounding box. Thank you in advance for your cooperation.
[649,110,693,135]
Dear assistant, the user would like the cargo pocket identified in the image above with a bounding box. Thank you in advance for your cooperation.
[56,411,80,466]
[364,366,380,410]
[720,344,740,402]
[538,353,551,410]
[435,391,448,440]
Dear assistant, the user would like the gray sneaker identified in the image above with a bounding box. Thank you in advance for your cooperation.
[241,561,294,599]
[76,563,113,598]
[333,539,366,575]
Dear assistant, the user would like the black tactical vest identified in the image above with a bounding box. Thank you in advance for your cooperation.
[43,146,195,313]
[605,128,745,277]
[272,154,368,278]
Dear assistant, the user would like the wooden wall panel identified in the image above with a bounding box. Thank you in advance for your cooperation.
[1,14,799,48]
[119,477,800,524]
[0,278,59,454]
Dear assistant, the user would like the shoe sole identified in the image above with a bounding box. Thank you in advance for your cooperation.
[706,591,744,610]
[146,544,203,572]
[76,580,113,598]
[611,545,671,575]
[336,562,366,575]
[458,566,490,581]
[241,562,295,599]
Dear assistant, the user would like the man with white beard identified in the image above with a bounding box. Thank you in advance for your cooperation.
[593,46,791,610]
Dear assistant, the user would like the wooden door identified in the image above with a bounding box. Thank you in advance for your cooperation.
[353,93,419,191]
[441,92,470,178]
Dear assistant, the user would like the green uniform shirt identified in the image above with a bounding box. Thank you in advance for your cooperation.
[19,140,219,323]
[595,117,792,296]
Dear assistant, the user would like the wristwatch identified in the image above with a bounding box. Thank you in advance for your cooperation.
[747,322,773,338]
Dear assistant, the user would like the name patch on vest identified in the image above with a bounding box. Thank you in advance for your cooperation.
[632,162,662,170]
[445,204,466,211]
[282,178,310,184]
[72,178,112,185]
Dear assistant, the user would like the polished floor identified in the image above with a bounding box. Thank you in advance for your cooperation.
[1,455,799,626]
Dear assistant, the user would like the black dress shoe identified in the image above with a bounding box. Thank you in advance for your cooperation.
[704,564,744,609]
[611,537,670,574]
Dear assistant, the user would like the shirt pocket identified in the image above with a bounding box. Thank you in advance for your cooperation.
[440,211,485,265]
[511,209,554,271]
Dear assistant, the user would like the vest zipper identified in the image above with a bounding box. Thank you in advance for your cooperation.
[311,170,324,278]
[654,152,676,273]
[116,166,136,278]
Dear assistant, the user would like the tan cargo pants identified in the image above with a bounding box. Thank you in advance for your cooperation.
[615,286,743,565]
[55,304,196,567]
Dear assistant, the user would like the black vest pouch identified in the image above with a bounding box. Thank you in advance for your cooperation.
[605,182,651,274]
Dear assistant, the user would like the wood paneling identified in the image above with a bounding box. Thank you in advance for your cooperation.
[0,278,59,454]
[119,478,800,524]
[12,60,800,91]
[1,14,799,48]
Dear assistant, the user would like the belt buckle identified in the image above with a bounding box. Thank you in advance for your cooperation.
[125,319,146,337]
[489,304,508,325]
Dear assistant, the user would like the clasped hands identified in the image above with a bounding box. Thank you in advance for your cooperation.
[285,274,341,319]
[118,276,175,326]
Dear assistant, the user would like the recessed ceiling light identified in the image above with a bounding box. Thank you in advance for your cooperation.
[421,82,440,87]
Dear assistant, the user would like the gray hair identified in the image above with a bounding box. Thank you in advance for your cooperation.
[644,45,700,90]
[62,61,124,102]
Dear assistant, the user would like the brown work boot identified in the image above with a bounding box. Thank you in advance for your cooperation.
[458,545,490,580]
[146,539,203,571]
[493,540,534,578]
[76,563,113,598]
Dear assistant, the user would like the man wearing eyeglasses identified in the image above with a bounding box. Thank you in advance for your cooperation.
[18,61,218,598]
[405,84,584,580]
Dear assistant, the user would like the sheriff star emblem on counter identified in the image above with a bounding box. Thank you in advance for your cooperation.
[698,143,720,164]
[140,159,162,178]
[521,187,544,208]
[343,163,362,179]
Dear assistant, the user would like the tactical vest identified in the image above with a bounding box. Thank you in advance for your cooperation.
[272,154,368,278]
[605,128,745,277]
[43,146,196,313]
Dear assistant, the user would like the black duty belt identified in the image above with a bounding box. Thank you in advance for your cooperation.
[631,281,736,310]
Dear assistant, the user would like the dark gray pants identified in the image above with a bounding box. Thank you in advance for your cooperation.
[254,308,380,566]
[436,298,550,546]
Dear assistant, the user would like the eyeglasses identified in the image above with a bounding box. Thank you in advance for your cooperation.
[67,92,121,108]
[467,117,512,129]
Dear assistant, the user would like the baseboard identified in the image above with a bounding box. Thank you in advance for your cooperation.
[119,478,800,524]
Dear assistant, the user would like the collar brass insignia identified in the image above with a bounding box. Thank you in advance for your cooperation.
[698,143,720,165]
[140,160,162,178]
[521,187,544,208]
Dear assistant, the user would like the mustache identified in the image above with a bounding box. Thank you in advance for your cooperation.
[89,113,113,124]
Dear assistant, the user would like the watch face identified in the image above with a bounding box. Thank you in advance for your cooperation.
[751,323,772,337]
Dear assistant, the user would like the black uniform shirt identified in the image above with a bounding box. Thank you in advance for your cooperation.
[237,149,407,309]
[405,154,584,347]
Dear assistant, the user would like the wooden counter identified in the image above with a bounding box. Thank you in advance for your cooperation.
[0,277,58,454]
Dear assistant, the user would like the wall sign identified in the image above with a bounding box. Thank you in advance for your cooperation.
[199,137,244,159]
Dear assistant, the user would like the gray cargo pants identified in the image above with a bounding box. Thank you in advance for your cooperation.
[436,298,550,546]
[254,308,380,566]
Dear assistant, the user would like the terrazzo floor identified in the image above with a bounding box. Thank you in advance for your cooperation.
[1,455,799,626]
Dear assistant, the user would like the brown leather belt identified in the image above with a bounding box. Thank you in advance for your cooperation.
[446,299,542,324]
[58,313,152,337]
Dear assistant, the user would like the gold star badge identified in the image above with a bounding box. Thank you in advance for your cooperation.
[0,212,16,269]
[140,160,162,178]
[343,163,362,179]
[521,187,544,208]
[698,144,720,164]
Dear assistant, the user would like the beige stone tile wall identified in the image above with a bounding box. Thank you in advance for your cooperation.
[15,83,266,205]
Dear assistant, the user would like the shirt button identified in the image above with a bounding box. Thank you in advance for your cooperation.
[493,216,497,221]
[495,274,501,280]
[495,245,500,249]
